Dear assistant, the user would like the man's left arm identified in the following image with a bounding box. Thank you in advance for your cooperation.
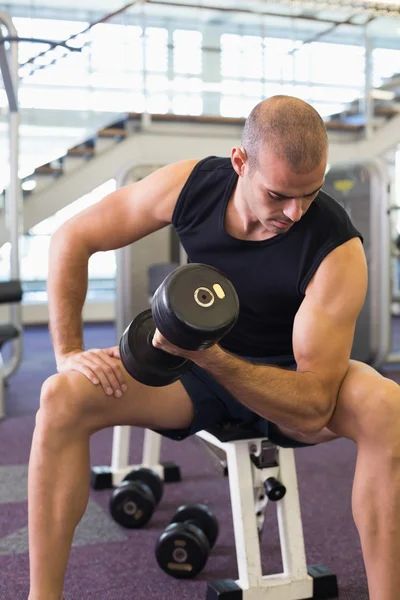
[154,237,368,436]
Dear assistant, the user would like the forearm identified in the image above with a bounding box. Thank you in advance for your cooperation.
[196,347,331,434]
[47,230,90,359]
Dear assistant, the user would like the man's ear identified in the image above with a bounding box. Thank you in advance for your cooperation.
[231,146,247,177]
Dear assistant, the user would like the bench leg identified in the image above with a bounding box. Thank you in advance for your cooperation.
[207,443,316,600]
[91,427,181,489]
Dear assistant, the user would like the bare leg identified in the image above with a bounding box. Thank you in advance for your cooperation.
[277,360,400,600]
[28,363,194,600]
[327,361,400,600]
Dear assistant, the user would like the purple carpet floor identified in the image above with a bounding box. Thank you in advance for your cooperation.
[1,322,400,600]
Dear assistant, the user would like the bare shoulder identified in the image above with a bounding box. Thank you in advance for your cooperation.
[137,158,200,222]
[306,237,367,320]
[56,158,201,254]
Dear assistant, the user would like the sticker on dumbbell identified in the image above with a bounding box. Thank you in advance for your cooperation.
[212,283,226,299]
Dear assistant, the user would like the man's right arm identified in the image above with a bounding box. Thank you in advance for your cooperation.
[48,159,199,394]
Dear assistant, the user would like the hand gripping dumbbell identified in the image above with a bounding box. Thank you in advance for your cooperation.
[155,504,219,579]
[109,468,163,528]
[119,263,240,386]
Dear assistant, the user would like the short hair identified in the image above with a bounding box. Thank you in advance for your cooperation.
[241,95,328,175]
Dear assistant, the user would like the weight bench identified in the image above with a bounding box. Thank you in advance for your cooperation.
[0,280,23,419]
[92,424,338,599]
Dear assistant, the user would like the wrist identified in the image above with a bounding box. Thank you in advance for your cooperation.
[192,344,225,369]
[55,347,83,361]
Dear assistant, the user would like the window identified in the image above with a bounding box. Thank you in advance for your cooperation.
[14,17,89,81]
[173,29,202,75]
[373,48,400,88]
[145,27,168,73]
[263,37,296,81]
[309,42,364,87]
[1,180,118,303]
[90,23,142,73]
[221,34,263,80]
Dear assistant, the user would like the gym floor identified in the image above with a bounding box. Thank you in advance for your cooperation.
[3,322,399,599]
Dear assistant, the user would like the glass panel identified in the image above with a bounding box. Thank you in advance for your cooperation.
[242,35,263,79]
[309,42,364,86]
[373,48,400,87]
[220,95,245,118]
[172,77,202,93]
[221,34,243,78]
[173,29,202,75]
[263,37,295,81]
[90,23,142,72]
[145,27,168,73]
[147,93,169,113]
[21,180,118,296]
[172,94,203,115]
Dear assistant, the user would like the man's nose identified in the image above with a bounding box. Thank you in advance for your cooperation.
[282,198,304,223]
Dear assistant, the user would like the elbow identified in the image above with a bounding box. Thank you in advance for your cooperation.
[50,223,91,258]
[301,394,336,436]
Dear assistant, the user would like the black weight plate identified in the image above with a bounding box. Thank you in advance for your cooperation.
[155,522,210,579]
[120,310,191,386]
[152,263,239,350]
[123,468,163,505]
[109,481,155,528]
[170,504,219,548]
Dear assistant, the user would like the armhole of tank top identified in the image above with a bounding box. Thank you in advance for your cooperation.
[298,235,360,296]
[171,158,208,229]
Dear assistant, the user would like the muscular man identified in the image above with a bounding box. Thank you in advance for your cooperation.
[28,95,399,600]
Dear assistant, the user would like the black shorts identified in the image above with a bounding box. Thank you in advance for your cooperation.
[153,356,315,449]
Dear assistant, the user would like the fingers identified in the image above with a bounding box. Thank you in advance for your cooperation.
[107,346,121,360]
[58,349,127,398]
[152,329,164,348]
[85,350,127,397]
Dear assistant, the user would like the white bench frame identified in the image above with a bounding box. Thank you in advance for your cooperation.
[109,425,314,599]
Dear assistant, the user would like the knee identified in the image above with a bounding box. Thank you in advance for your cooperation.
[37,372,92,433]
[358,378,400,452]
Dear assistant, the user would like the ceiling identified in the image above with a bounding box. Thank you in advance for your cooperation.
[0,0,399,46]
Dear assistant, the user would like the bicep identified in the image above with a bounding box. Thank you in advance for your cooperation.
[55,159,199,254]
[293,238,367,401]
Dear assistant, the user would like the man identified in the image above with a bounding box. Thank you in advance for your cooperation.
[28,95,399,600]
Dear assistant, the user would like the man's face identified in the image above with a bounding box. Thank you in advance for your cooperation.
[239,146,327,235]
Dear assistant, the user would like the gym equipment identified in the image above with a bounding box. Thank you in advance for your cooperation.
[155,503,219,579]
[264,476,286,501]
[0,280,23,419]
[196,427,338,599]
[109,467,163,528]
[119,263,239,386]
[0,13,23,420]
[324,160,394,367]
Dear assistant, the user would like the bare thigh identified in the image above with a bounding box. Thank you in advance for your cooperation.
[42,357,195,434]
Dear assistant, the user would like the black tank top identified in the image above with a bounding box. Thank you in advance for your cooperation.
[172,156,362,359]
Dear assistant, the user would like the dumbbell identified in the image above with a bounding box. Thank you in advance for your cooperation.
[109,468,163,528]
[119,263,239,386]
[155,504,219,579]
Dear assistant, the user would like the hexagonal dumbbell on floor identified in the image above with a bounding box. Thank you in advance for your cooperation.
[109,468,163,528]
[155,504,219,579]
